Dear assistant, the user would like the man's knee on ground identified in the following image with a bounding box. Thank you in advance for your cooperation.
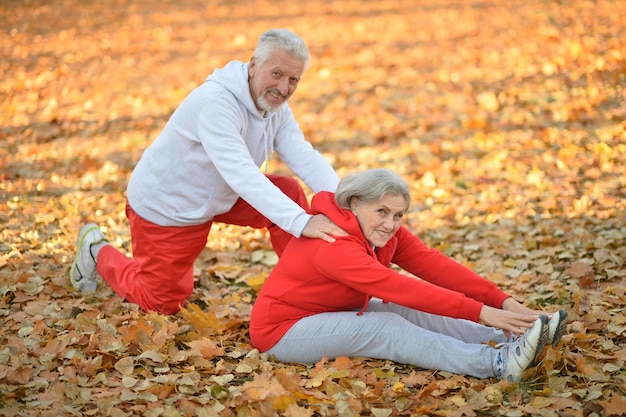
[148,299,186,315]
[141,290,192,315]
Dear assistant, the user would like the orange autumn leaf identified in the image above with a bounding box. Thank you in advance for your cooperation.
[118,317,154,345]
[417,381,439,400]
[599,394,626,416]
[2,0,626,416]
[330,356,353,370]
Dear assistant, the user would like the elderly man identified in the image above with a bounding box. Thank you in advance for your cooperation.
[70,28,345,314]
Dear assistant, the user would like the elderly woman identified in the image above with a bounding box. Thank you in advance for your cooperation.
[250,168,567,381]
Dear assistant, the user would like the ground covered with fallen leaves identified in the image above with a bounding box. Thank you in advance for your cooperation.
[1,0,625,416]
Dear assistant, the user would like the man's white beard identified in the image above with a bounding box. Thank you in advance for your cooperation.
[257,91,286,113]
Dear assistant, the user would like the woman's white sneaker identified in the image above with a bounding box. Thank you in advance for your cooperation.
[494,315,549,382]
[548,309,568,346]
[529,309,569,366]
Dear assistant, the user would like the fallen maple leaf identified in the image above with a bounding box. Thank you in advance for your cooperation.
[599,393,626,416]
[180,303,225,336]
[7,365,31,385]
[2,1,626,416]
[186,337,225,359]
[240,371,290,401]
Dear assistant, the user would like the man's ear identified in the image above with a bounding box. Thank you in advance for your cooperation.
[249,57,256,76]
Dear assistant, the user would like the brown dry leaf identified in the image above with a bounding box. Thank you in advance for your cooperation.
[137,349,163,363]
[240,371,290,401]
[186,338,225,359]
[274,367,304,392]
[450,405,477,417]
[114,357,135,376]
[305,367,333,389]
[6,365,31,385]
[599,394,626,417]
[284,403,314,417]
[565,262,594,278]
[2,0,626,415]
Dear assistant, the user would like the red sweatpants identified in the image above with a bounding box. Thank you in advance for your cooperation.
[96,175,309,314]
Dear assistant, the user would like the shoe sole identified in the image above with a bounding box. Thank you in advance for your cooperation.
[69,224,101,289]
[528,310,569,367]
[529,315,550,368]
[550,310,568,346]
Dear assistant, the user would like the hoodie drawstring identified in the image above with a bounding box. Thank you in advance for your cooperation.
[356,295,371,316]
[262,126,273,173]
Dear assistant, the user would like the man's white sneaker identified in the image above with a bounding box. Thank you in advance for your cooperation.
[494,315,549,382]
[70,223,107,291]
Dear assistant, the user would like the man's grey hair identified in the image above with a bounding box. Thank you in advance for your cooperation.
[253,28,310,70]
[335,169,410,210]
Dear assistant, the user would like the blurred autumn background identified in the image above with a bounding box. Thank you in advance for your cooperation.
[1,0,625,415]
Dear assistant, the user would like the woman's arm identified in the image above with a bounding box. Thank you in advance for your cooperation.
[390,227,510,308]
[315,237,486,322]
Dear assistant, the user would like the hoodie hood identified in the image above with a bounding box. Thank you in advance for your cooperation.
[310,191,399,264]
[205,60,274,171]
[311,191,363,238]
[206,60,262,118]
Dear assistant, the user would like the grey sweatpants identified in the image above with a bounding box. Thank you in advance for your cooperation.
[265,299,509,378]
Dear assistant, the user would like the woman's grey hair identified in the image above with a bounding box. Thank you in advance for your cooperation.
[253,28,310,70]
[335,168,410,210]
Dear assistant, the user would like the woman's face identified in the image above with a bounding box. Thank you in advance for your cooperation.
[351,193,407,248]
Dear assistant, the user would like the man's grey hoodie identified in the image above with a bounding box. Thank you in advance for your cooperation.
[127,61,339,237]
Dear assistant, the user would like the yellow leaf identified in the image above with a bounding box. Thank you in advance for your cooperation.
[246,273,267,292]
[330,369,349,379]
[450,394,467,406]
[392,381,405,392]
[180,303,224,336]
[274,396,298,413]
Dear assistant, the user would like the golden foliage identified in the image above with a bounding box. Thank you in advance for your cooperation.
[0,0,625,416]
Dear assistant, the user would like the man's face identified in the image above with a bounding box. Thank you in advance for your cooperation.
[248,49,305,112]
